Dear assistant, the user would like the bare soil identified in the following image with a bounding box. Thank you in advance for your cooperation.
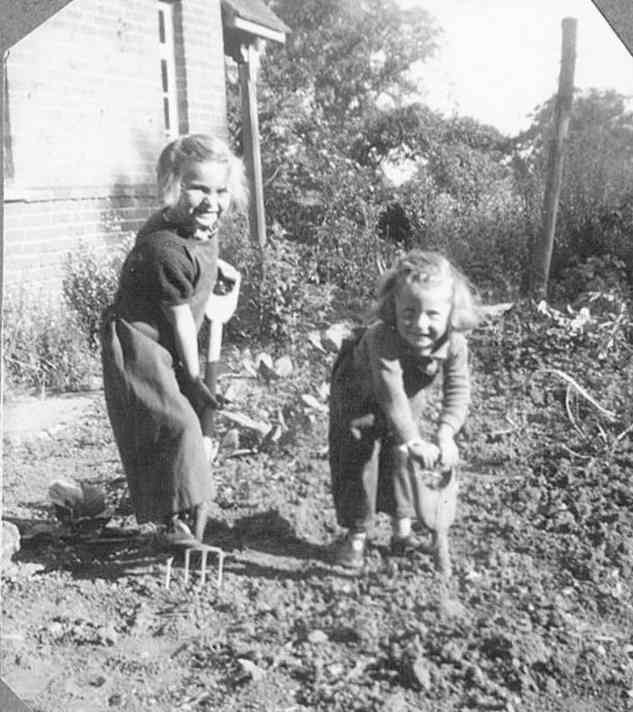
[2,336,633,712]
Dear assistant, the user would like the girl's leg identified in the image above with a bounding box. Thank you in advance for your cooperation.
[378,442,420,554]
[331,432,382,568]
[193,500,209,542]
[392,515,412,539]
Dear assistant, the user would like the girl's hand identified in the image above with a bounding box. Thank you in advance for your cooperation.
[438,432,459,468]
[182,377,224,413]
[406,440,440,469]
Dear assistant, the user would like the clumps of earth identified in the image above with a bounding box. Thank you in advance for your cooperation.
[3,306,633,711]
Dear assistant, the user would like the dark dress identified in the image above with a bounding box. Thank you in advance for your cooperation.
[100,211,218,523]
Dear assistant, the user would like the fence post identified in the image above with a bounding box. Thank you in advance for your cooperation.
[238,42,266,253]
[530,17,577,298]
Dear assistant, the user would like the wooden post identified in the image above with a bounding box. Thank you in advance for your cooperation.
[238,42,266,252]
[530,17,577,298]
[1,51,5,366]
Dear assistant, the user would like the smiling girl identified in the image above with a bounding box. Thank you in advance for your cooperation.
[100,134,246,544]
[328,250,479,568]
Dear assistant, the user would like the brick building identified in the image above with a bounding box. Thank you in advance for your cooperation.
[1,0,287,292]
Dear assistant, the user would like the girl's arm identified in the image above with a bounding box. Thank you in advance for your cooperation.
[374,367,420,443]
[163,303,220,413]
[437,334,470,466]
[366,329,420,444]
[439,333,470,435]
[373,364,439,468]
[163,304,200,379]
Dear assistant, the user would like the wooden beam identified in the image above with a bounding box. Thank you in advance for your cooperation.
[238,42,266,251]
[1,50,5,431]
[230,17,286,44]
[1,51,5,313]
[530,17,577,298]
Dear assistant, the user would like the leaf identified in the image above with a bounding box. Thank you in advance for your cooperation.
[258,358,279,384]
[221,428,240,453]
[255,352,274,369]
[241,359,258,377]
[307,330,326,352]
[301,394,328,413]
[220,410,271,438]
[259,423,285,452]
[480,302,514,320]
[317,381,330,402]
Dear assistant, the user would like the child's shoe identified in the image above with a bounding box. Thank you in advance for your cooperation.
[163,517,197,545]
[333,533,366,569]
[390,533,422,557]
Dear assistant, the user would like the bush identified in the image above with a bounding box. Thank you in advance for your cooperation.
[392,174,530,300]
[550,254,632,306]
[312,211,399,312]
[3,289,97,395]
[220,218,336,346]
[62,236,133,351]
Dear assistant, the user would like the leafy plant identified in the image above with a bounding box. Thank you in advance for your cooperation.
[513,88,633,284]
[3,289,97,395]
[62,235,133,350]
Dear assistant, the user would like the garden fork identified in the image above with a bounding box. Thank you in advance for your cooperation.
[163,260,241,590]
[164,542,225,589]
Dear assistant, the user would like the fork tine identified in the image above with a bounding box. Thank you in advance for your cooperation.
[184,548,191,584]
[173,544,225,587]
[217,551,224,588]
[200,550,208,585]
[165,556,174,589]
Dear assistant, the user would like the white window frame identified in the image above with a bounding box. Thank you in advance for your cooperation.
[158,1,179,139]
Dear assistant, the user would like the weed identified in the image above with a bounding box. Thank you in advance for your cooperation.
[3,289,97,395]
[62,235,134,351]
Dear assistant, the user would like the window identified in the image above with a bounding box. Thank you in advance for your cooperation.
[158,1,179,138]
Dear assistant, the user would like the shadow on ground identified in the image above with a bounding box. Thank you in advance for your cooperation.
[5,506,337,584]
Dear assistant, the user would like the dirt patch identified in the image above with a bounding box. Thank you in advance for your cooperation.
[4,393,96,441]
[2,332,633,711]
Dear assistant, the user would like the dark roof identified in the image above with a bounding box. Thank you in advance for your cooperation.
[221,0,290,36]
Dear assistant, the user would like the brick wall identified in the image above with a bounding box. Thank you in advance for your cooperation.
[3,0,227,292]
[179,0,227,139]
[4,195,152,290]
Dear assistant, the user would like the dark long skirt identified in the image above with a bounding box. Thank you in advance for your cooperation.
[101,317,213,524]
[328,339,427,532]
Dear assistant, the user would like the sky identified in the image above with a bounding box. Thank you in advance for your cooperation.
[399,0,633,136]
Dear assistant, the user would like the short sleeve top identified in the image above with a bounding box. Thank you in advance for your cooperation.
[113,210,218,352]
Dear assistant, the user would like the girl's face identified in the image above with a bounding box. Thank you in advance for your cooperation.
[395,279,452,353]
[171,160,231,240]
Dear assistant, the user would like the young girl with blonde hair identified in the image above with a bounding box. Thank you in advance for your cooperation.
[329,249,479,568]
[101,134,246,544]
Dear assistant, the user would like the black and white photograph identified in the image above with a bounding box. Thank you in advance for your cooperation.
[1,1,633,710]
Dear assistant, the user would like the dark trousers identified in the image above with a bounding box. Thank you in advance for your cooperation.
[329,414,417,531]
[328,341,428,532]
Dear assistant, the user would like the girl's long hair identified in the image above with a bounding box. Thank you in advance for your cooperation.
[373,250,480,331]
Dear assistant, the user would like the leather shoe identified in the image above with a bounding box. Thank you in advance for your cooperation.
[390,533,422,557]
[333,535,366,568]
